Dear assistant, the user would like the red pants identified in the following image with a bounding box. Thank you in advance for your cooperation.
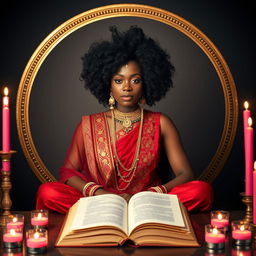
[36,181,213,214]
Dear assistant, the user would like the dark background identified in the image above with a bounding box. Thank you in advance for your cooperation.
[0,0,255,211]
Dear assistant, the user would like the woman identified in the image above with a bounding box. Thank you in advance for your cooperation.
[36,26,213,213]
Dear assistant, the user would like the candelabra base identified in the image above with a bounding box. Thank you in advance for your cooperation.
[240,192,253,223]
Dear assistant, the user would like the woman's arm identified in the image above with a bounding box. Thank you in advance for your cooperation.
[160,113,194,192]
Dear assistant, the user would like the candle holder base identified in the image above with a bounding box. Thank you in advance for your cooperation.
[27,246,47,255]
[240,192,253,223]
[206,242,225,250]
[0,150,16,226]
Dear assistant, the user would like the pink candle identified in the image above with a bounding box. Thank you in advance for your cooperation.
[2,87,11,171]
[253,162,256,224]
[2,87,10,152]
[245,117,253,195]
[31,216,48,226]
[7,221,24,229]
[27,237,47,248]
[205,232,225,243]
[3,229,23,243]
[232,229,252,240]
[243,101,250,136]
[211,218,229,228]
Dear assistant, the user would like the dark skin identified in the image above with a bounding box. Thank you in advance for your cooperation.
[67,61,193,201]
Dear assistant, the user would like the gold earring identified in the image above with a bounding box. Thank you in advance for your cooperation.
[108,94,115,109]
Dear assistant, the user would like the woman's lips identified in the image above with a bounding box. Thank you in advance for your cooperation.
[121,95,133,101]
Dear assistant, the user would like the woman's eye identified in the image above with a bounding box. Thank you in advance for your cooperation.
[114,79,122,84]
[132,78,141,84]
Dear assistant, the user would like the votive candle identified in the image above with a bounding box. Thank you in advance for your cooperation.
[211,210,229,230]
[3,228,23,249]
[26,228,48,254]
[232,220,252,247]
[31,209,48,228]
[6,214,24,230]
[205,224,226,250]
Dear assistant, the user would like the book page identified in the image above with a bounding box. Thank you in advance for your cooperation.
[128,192,185,235]
[71,194,128,233]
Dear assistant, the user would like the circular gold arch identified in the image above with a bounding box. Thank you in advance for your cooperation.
[16,4,238,184]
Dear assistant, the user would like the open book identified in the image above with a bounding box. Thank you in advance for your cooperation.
[55,192,199,247]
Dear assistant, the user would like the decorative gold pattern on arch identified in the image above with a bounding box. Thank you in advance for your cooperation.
[16,4,238,183]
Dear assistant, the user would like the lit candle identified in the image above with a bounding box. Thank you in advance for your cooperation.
[6,214,24,230]
[245,117,253,195]
[31,210,48,228]
[253,161,256,224]
[3,228,23,248]
[211,211,229,230]
[26,229,48,254]
[243,101,250,136]
[232,220,252,247]
[2,87,10,152]
[205,224,226,250]
[2,87,11,172]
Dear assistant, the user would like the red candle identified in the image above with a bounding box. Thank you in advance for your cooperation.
[3,229,23,243]
[253,161,256,224]
[2,87,10,152]
[245,117,253,195]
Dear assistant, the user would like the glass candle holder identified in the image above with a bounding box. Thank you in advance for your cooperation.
[205,224,226,250]
[3,228,23,249]
[6,214,24,230]
[26,228,48,254]
[31,209,48,228]
[232,220,252,247]
[211,210,229,230]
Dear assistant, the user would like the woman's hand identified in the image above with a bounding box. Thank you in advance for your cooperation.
[119,193,132,202]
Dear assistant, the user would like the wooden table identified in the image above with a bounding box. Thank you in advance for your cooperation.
[0,211,253,255]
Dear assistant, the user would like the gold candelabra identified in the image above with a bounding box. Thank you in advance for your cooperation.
[0,150,16,226]
[240,192,253,224]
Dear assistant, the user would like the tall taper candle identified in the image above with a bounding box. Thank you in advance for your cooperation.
[253,161,256,224]
[2,87,10,171]
[245,117,253,195]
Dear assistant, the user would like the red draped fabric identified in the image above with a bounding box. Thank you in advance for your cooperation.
[36,111,213,213]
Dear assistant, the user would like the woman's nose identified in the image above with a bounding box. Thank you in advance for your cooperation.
[122,80,132,91]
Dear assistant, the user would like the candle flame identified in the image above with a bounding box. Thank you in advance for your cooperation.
[212,228,218,235]
[254,161,256,171]
[3,96,9,106]
[13,217,17,223]
[217,213,223,220]
[240,225,245,231]
[38,213,42,219]
[248,117,253,127]
[34,232,40,239]
[3,87,9,96]
[244,101,249,110]
[10,229,16,235]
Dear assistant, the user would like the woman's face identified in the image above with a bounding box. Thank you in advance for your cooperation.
[111,61,143,112]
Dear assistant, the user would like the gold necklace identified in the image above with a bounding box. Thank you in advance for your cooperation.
[111,107,144,190]
[114,108,141,133]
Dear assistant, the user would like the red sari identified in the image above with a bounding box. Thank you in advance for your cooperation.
[36,111,213,213]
